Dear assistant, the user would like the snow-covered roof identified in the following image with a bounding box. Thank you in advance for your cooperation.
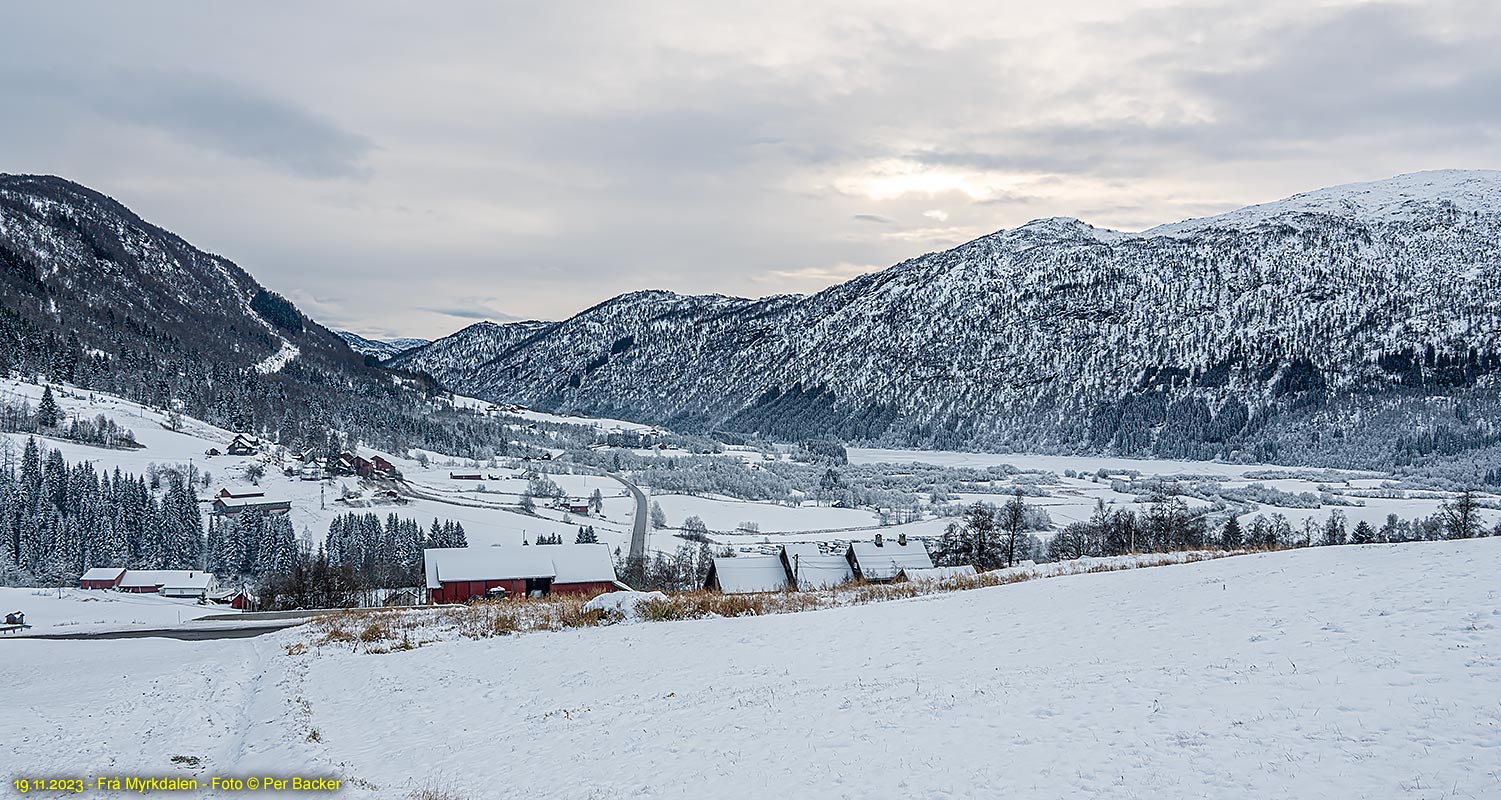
[789,555,854,590]
[780,543,825,562]
[80,567,126,581]
[546,544,617,584]
[120,570,214,590]
[848,541,934,580]
[900,565,978,582]
[711,556,789,594]
[214,497,290,513]
[424,545,617,589]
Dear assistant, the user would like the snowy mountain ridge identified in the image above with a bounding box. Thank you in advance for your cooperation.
[335,331,428,360]
[409,170,1501,469]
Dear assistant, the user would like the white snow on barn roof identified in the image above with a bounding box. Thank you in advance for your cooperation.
[901,565,978,582]
[424,545,616,588]
[546,544,617,584]
[711,556,789,594]
[848,540,934,580]
[119,570,214,590]
[80,567,126,581]
[790,556,854,590]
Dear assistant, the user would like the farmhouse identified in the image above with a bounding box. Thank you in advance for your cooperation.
[780,544,854,590]
[370,455,398,477]
[847,534,934,582]
[158,572,217,600]
[118,570,217,595]
[424,544,621,603]
[563,501,590,516]
[704,555,790,594]
[226,434,259,456]
[212,496,292,516]
[79,567,126,589]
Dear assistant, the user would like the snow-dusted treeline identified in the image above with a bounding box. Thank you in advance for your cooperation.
[0,437,203,584]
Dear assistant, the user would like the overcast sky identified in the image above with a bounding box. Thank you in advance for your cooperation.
[3,1,1497,339]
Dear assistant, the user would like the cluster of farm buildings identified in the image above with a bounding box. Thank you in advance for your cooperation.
[77,567,249,607]
[74,535,964,609]
[422,534,968,603]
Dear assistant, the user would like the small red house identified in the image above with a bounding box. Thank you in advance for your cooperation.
[564,502,590,516]
[423,544,621,604]
[371,455,397,476]
[79,567,126,589]
[217,488,266,500]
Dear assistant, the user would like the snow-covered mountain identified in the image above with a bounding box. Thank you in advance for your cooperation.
[335,331,428,360]
[417,170,1501,467]
[0,174,445,445]
[386,319,554,383]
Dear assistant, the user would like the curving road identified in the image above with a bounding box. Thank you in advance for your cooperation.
[609,472,649,561]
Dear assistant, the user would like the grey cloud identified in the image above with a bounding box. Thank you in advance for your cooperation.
[852,214,891,223]
[99,74,375,179]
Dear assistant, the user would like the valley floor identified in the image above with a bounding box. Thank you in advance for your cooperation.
[4,539,1499,799]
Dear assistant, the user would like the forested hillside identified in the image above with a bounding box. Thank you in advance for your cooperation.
[411,171,1501,472]
[0,175,520,459]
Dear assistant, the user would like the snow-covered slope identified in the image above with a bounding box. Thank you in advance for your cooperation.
[385,319,554,386]
[335,331,428,360]
[422,170,1501,468]
[5,538,1497,798]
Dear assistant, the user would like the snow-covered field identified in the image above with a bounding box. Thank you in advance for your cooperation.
[4,538,1497,798]
[0,587,231,634]
[653,493,878,532]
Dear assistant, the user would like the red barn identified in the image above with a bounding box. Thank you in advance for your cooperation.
[423,544,621,604]
[79,567,126,589]
[371,455,397,477]
[217,488,266,500]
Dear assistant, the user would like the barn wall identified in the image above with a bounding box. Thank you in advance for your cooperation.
[430,579,616,603]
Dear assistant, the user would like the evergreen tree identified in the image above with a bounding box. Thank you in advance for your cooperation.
[1220,515,1244,551]
[36,387,60,429]
[1350,520,1377,545]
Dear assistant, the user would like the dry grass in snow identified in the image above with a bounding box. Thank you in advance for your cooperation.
[299,550,1244,654]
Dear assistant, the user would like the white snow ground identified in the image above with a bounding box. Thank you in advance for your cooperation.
[4,538,1497,799]
[0,587,232,634]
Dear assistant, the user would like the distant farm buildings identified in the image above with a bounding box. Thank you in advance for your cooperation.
[102,570,218,599]
[424,544,623,603]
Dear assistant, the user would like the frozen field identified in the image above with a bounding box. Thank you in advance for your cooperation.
[4,537,1498,798]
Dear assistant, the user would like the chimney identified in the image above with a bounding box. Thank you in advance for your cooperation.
[874,533,884,547]
[898,532,907,546]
